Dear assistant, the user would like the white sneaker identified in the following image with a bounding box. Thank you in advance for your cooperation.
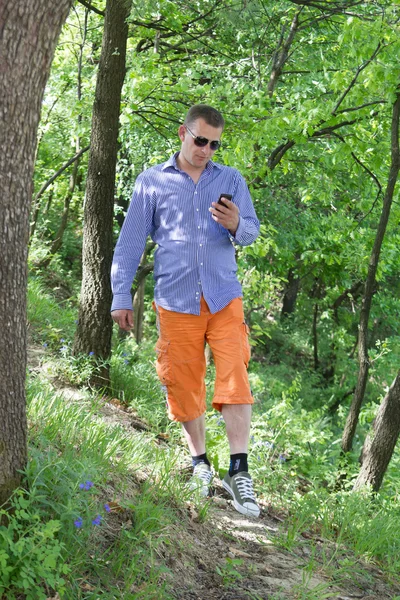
[222,471,260,517]
[189,463,213,497]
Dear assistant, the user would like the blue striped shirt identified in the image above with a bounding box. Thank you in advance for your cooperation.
[111,152,260,315]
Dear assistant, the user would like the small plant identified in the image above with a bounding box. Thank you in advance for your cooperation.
[0,490,70,600]
[216,557,244,587]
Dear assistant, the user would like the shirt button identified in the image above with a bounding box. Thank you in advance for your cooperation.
[199,244,203,247]
[194,191,197,195]
[197,226,200,229]
[196,208,199,212]
[200,262,203,266]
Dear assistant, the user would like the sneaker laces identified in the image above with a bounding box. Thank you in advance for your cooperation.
[235,475,256,502]
[193,463,212,484]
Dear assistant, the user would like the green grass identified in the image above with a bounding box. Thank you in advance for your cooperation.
[0,376,194,599]
[17,275,400,597]
[27,277,77,347]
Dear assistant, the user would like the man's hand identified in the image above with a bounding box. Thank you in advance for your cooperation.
[111,309,134,331]
[209,197,239,236]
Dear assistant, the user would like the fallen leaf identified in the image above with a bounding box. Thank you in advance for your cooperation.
[107,500,124,513]
[228,546,252,559]
[109,398,126,409]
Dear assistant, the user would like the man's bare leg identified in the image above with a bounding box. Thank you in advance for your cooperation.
[183,413,212,496]
[182,413,206,456]
[221,404,252,454]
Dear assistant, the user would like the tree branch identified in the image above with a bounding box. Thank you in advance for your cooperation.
[332,42,382,114]
[331,131,383,208]
[76,0,105,16]
[33,145,90,204]
[268,110,380,170]
[268,11,301,96]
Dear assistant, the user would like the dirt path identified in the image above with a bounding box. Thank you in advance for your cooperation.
[27,345,400,600]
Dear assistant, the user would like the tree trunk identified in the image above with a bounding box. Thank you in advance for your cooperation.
[38,160,79,268]
[73,0,131,386]
[131,242,154,344]
[354,371,400,492]
[341,92,400,453]
[133,278,145,344]
[312,303,319,371]
[268,12,299,96]
[36,10,88,267]
[281,267,300,318]
[0,0,72,504]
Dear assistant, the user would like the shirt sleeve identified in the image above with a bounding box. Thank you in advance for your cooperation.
[230,170,260,246]
[110,174,154,312]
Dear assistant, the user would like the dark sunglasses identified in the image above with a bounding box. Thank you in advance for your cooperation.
[184,125,221,151]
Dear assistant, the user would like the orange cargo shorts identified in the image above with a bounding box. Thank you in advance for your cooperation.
[153,296,253,422]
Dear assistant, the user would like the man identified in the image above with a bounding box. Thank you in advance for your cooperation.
[111,104,260,517]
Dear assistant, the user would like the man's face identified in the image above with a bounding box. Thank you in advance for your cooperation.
[178,118,223,170]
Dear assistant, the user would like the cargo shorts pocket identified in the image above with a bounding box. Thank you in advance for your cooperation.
[155,339,175,386]
[241,323,251,368]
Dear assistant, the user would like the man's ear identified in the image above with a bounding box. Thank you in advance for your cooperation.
[178,124,186,142]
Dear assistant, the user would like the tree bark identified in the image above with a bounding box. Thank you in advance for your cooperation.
[132,243,154,344]
[268,12,299,96]
[341,92,400,453]
[0,0,73,504]
[37,160,79,268]
[133,278,145,344]
[331,281,363,325]
[281,267,301,318]
[354,371,400,492]
[312,303,319,371]
[73,0,131,386]
[36,9,88,267]
[29,145,90,241]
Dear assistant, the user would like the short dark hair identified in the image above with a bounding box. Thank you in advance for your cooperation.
[184,104,225,129]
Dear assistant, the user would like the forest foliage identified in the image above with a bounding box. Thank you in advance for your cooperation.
[2,0,400,597]
[31,0,400,472]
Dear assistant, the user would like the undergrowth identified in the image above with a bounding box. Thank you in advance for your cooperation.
[7,275,399,598]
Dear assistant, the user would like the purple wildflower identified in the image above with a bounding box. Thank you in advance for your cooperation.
[89,351,94,356]
[79,480,94,491]
[42,342,48,348]
[92,515,102,526]
[74,517,83,528]
[104,503,111,513]
[279,454,286,463]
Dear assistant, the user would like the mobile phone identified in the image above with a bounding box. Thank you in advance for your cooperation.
[217,193,232,208]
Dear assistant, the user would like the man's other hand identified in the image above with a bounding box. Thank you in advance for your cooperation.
[111,309,134,331]
[209,198,239,236]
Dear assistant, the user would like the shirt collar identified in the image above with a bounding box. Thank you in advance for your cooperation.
[161,152,222,173]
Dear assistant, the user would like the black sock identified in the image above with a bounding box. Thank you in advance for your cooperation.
[229,453,248,476]
[192,453,210,468]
